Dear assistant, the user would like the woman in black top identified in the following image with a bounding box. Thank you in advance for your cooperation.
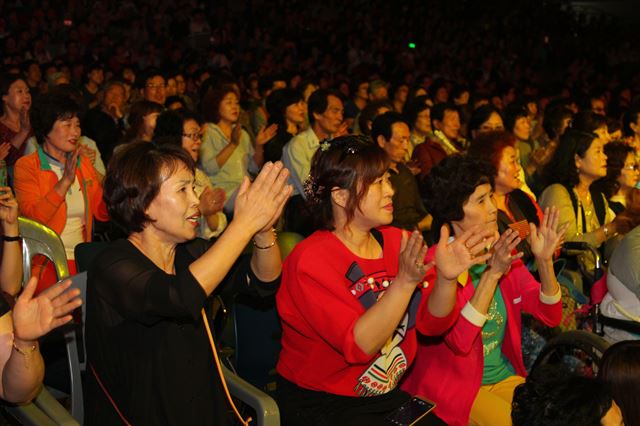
[84,142,291,425]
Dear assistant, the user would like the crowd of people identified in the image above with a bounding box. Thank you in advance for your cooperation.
[2,0,640,425]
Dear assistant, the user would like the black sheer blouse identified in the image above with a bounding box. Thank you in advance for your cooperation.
[84,238,278,425]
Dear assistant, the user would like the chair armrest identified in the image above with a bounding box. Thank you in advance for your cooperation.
[221,364,280,426]
[33,387,80,426]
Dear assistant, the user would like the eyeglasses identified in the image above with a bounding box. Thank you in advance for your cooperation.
[183,132,202,140]
[623,164,639,171]
[146,83,166,89]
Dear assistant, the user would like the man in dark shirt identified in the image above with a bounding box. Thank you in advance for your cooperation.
[372,112,431,231]
[82,81,126,163]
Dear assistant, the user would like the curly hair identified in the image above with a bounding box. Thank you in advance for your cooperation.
[592,141,635,198]
[512,365,614,426]
[420,154,495,239]
[306,135,390,230]
[541,130,597,188]
[104,142,195,235]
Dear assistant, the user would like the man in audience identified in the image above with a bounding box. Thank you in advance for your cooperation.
[140,68,167,106]
[82,80,127,163]
[282,89,346,234]
[372,112,431,231]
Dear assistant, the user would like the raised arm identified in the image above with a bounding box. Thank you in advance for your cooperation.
[189,161,292,293]
[0,277,80,403]
[0,188,21,295]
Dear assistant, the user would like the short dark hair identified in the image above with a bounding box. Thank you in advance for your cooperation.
[543,105,574,140]
[0,73,27,98]
[199,84,238,124]
[542,130,597,187]
[371,111,410,143]
[468,104,503,135]
[30,93,80,145]
[421,154,495,239]
[467,131,516,172]
[153,109,202,148]
[572,110,607,134]
[164,95,186,110]
[306,135,390,230]
[138,67,165,89]
[358,99,393,137]
[404,95,431,129]
[503,103,529,133]
[512,365,615,426]
[266,88,303,128]
[123,100,163,143]
[104,142,195,235]
[430,102,458,128]
[600,340,640,426]
[308,89,341,126]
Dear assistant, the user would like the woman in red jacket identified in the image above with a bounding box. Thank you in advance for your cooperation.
[276,135,495,425]
[14,93,108,292]
[401,154,564,426]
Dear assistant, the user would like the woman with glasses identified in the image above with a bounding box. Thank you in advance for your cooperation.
[199,84,277,213]
[593,141,640,215]
[154,109,227,239]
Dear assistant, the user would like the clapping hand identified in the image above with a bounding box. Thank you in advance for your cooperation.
[255,124,278,146]
[433,225,495,281]
[0,187,18,227]
[234,161,292,235]
[62,148,80,183]
[488,229,523,275]
[396,231,430,288]
[231,123,242,146]
[13,277,82,342]
[529,206,568,261]
[199,186,226,216]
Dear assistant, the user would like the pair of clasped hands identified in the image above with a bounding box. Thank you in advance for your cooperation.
[396,207,567,287]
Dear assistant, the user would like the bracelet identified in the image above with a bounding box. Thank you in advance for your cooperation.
[253,228,277,250]
[603,225,610,239]
[13,340,37,368]
[2,235,21,242]
[13,341,37,356]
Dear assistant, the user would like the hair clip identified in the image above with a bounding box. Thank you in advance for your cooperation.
[303,175,325,205]
[319,140,331,152]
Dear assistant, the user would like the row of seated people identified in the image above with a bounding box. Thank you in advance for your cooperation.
[3,79,640,421]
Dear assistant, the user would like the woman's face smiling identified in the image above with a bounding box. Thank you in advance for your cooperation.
[494,146,521,195]
[144,164,201,244]
[452,183,498,236]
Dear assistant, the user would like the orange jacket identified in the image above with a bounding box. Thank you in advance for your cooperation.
[14,146,108,242]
